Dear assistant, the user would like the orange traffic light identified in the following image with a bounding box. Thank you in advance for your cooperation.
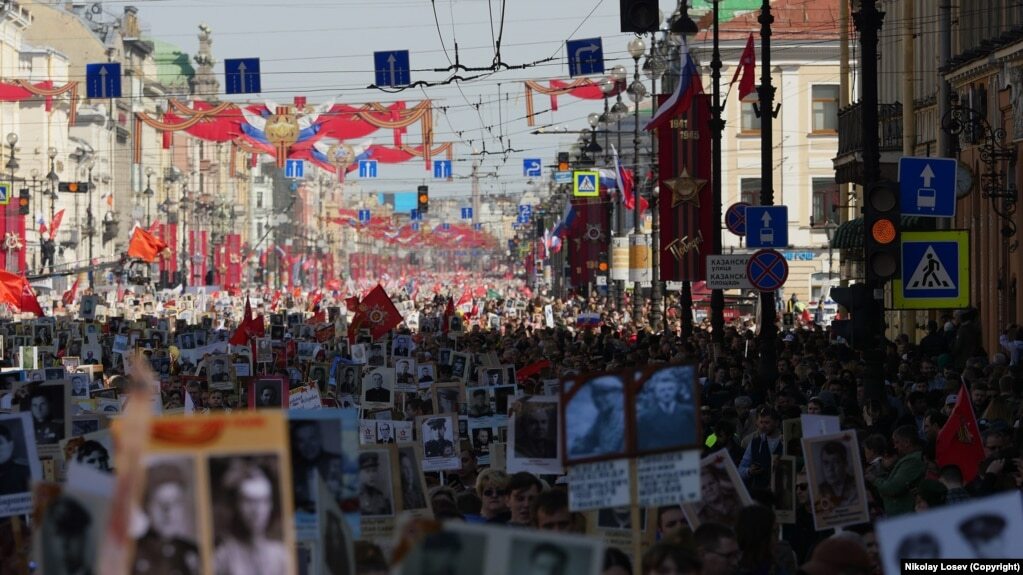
[871,218,896,244]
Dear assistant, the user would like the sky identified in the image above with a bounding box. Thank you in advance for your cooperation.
[126,0,656,200]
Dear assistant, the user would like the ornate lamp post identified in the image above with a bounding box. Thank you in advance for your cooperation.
[5,133,19,273]
[144,167,155,227]
[627,35,648,325]
[645,35,669,331]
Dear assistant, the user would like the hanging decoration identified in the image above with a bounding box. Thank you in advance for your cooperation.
[0,80,80,125]
[523,78,623,126]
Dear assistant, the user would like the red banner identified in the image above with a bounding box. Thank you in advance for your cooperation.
[0,203,26,273]
[658,93,716,281]
[566,198,610,287]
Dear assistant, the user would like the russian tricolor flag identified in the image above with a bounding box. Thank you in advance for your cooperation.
[644,36,703,132]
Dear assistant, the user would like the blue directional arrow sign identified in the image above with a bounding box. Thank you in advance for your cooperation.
[473,223,483,231]
[373,50,411,88]
[441,223,451,231]
[893,231,970,309]
[358,160,378,178]
[224,58,261,95]
[410,209,422,221]
[461,207,473,220]
[284,159,304,179]
[411,222,421,232]
[86,62,121,99]
[566,38,605,77]
[898,156,957,218]
[746,249,789,292]
[523,158,542,177]
[433,160,452,179]
[358,209,371,223]
[745,205,788,248]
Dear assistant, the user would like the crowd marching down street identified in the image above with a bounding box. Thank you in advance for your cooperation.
[0,268,1019,575]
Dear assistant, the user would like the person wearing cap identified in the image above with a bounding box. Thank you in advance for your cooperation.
[569,375,625,458]
[424,418,454,458]
[959,513,1007,558]
[358,452,393,516]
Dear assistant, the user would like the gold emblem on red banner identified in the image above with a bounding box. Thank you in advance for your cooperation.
[664,169,707,207]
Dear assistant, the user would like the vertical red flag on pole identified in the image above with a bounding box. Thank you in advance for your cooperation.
[936,384,986,483]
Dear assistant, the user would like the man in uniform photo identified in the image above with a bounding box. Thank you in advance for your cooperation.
[636,371,695,452]
[357,452,392,516]
[133,463,200,575]
[365,373,391,404]
[424,418,454,458]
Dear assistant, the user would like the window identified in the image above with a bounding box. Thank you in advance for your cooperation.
[740,92,761,133]
[812,178,838,225]
[740,178,762,206]
[812,85,840,133]
[256,192,263,209]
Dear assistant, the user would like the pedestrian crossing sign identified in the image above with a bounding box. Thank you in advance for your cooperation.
[0,183,8,205]
[893,231,970,309]
[573,170,600,197]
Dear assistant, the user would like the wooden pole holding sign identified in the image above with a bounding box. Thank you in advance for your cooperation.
[630,458,642,566]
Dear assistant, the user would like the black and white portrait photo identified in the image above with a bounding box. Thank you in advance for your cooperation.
[368,343,386,367]
[450,352,470,382]
[682,453,753,530]
[21,383,68,446]
[506,530,602,575]
[482,368,504,387]
[420,415,459,472]
[633,365,698,455]
[250,378,287,409]
[468,388,494,419]
[433,385,462,415]
[509,397,562,475]
[208,454,291,575]
[564,374,626,463]
[132,457,200,575]
[394,358,417,391]
[357,450,394,517]
[361,368,394,409]
[417,364,436,385]
[803,430,868,531]
[38,491,107,575]
[289,418,346,517]
[376,421,397,444]
[350,344,368,365]
[397,528,486,575]
[391,335,413,358]
[772,456,797,524]
[70,373,91,398]
[0,413,41,515]
[255,338,273,364]
[397,446,429,512]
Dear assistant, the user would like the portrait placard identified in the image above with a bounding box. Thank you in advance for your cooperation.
[562,373,627,465]
[681,452,752,529]
[631,365,699,457]
[0,412,42,517]
[802,430,869,531]
[508,396,562,476]
[418,414,460,472]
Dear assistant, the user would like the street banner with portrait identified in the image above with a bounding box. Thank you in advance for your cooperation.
[0,412,42,517]
[288,409,359,540]
[418,414,460,472]
[137,412,297,575]
[876,491,1023,574]
[802,430,869,531]
[681,452,752,529]
[508,396,563,475]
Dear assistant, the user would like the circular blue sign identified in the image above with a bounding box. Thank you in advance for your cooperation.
[746,249,788,292]
[725,202,750,236]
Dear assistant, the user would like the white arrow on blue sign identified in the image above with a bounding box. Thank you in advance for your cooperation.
[359,160,378,178]
[433,160,452,179]
[358,209,371,223]
[566,38,605,77]
[523,158,542,177]
[745,206,789,248]
[461,207,473,220]
[224,58,261,94]
[285,159,304,179]
[373,50,411,88]
[86,63,122,99]
[898,156,957,218]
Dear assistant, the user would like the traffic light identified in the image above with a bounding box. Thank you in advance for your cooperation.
[619,0,659,33]
[57,182,89,193]
[557,152,570,172]
[17,188,29,215]
[830,283,881,350]
[864,179,900,285]
[417,185,429,214]
[597,252,609,274]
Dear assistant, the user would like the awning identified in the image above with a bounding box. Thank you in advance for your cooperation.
[830,216,928,251]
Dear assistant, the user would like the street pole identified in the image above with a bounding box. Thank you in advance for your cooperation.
[709,0,726,351]
[630,36,646,326]
[757,0,779,388]
[649,36,664,332]
[854,0,887,403]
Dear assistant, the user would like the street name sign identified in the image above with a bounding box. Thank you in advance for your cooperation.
[706,255,753,290]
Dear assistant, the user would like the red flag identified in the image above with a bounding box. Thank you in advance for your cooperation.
[936,384,986,483]
[62,278,79,306]
[345,296,360,312]
[442,297,455,334]
[0,271,44,316]
[731,33,756,101]
[20,282,43,317]
[229,298,263,345]
[127,227,169,263]
[455,288,473,313]
[38,222,47,236]
[349,285,403,341]
[516,360,552,381]
[49,209,65,240]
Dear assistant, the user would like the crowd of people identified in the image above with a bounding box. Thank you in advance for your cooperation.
[0,275,1021,575]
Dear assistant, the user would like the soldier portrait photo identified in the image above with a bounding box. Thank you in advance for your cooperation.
[633,365,698,455]
[357,450,394,517]
[20,383,68,446]
[803,430,868,530]
[0,413,40,512]
[132,457,201,575]
[250,377,286,409]
[564,374,626,463]
[361,368,394,408]
[420,415,459,472]
[509,397,562,475]
[397,529,486,575]
[396,446,429,512]
[289,418,346,515]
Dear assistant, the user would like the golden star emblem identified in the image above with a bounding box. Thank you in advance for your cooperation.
[664,169,707,207]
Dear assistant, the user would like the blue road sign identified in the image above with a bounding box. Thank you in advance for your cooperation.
[473,223,483,231]
[284,159,304,179]
[373,50,411,88]
[898,156,957,218]
[0,183,8,205]
[725,202,750,236]
[433,160,452,179]
[410,209,421,221]
[358,160,378,178]
[518,205,532,219]
[411,222,421,232]
[553,171,572,184]
[441,223,451,231]
[745,205,788,248]
[86,63,121,99]
[566,38,605,77]
[461,207,473,220]
[746,249,789,292]
[893,231,970,309]
[523,158,542,177]
[358,209,371,223]
[224,58,261,95]
[516,214,526,224]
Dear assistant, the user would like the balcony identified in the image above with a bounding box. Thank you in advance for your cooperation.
[833,101,903,185]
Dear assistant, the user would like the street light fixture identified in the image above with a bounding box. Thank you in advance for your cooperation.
[47,147,58,222]
[144,167,155,226]
[628,35,647,325]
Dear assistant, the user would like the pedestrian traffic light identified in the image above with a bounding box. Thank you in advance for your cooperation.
[417,185,429,214]
[17,188,29,215]
[864,179,900,285]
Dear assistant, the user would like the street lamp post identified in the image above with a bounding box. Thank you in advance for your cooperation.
[610,65,629,313]
[144,167,155,227]
[645,34,669,332]
[46,147,58,222]
[5,133,18,273]
[628,35,648,326]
